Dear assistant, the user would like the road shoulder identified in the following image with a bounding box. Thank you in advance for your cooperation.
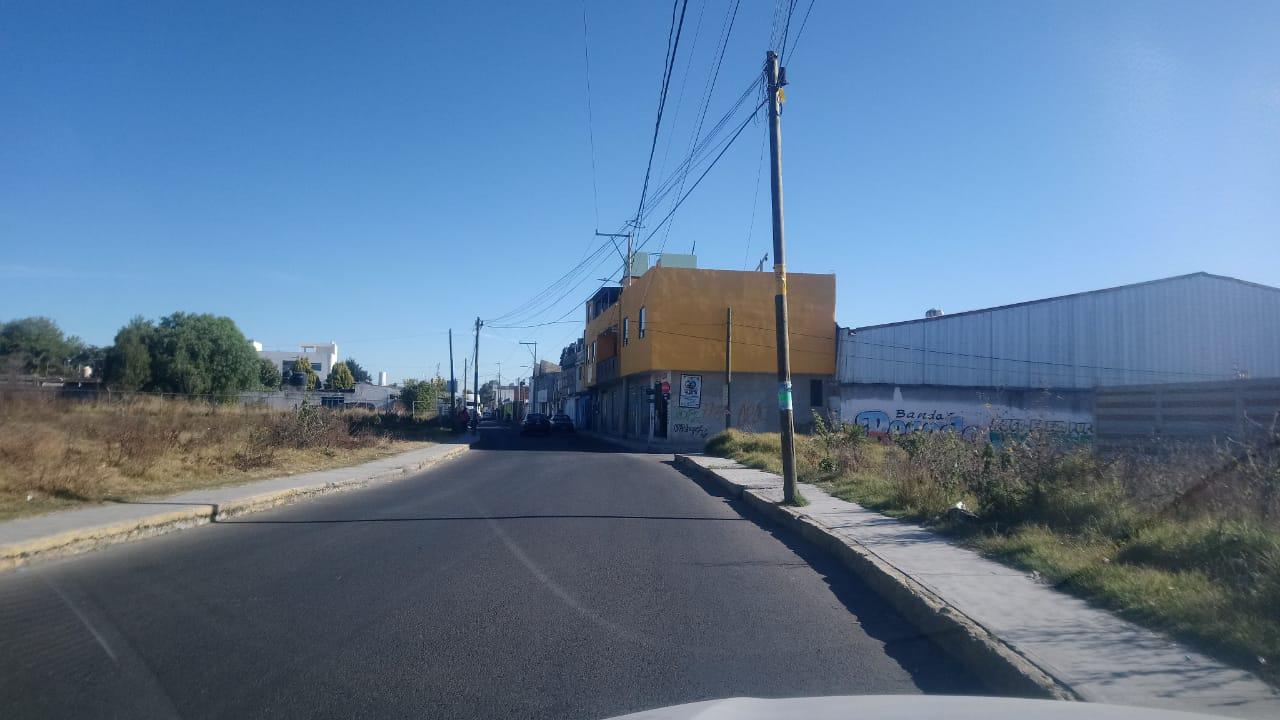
[0,441,472,572]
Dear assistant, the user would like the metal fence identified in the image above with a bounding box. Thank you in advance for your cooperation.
[1094,378,1280,446]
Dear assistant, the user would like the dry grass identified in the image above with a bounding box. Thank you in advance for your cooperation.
[0,393,449,520]
[706,425,1280,685]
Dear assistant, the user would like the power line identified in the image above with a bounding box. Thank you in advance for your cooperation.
[778,0,799,57]
[492,80,764,332]
[488,319,580,329]
[581,0,601,230]
[646,327,832,356]
[782,0,817,62]
[658,0,742,254]
[640,76,760,219]
[627,317,1225,382]
[653,0,706,194]
[845,338,1226,380]
[485,76,760,327]
[741,127,766,269]
[490,15,758,332]
[635,98,765,254]
[483,234,618,324]
[635,0,690,224]
[618,94,767,332]
[768,0,784,50]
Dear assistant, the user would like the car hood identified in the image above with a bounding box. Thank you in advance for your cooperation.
[603,695,1232,720]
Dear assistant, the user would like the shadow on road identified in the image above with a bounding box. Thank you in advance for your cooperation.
[666,459,992,696]
[469,423,631,453]
[215,513,749,525]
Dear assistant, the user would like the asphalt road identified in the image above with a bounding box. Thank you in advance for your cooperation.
[0,424,984,719]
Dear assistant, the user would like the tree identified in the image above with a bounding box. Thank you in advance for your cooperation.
[291,356,318,390]
[103,316,155,390]
[258,357,283,389]
[479,379,497,406]
[148,313,259,396]
[0,317,77,375]
[326,362,355,390]
[399,378,440,415]
[343,357,371,384]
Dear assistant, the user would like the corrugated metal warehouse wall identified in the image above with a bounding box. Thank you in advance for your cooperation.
[839,273,1280,389]
[1094,378,1280,446]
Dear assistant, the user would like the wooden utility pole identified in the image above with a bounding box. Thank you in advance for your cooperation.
[472,317,482,430]
[520,341,537,413]
[725,306,733,431]
[448,329,456,418]
[765,50,798,505]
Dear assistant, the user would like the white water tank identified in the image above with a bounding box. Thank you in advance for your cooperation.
[378,371,388,386]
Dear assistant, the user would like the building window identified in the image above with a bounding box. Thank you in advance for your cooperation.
[809,379,823,408]
[638,306,646,338]
[623,317,630,346]
[311,362,322,372]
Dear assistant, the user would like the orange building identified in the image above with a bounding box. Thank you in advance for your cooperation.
[579,257,836,446]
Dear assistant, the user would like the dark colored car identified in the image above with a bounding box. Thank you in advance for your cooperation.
[521,413,551,435]
[550,414,574,432]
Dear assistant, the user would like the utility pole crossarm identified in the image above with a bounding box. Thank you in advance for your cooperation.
[595,230,634,287]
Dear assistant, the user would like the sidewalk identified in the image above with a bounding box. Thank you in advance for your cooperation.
[0,440,472,571]
[676,454,1279,719]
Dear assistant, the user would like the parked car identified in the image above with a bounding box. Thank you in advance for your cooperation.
[482,411,494,421]
[550,414,574,432]
[521,413,551,435]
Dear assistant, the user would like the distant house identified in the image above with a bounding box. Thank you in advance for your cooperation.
[252,341,339,378]
[346,381,399,410]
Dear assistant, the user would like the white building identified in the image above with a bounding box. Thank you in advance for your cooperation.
[253,341,339,378]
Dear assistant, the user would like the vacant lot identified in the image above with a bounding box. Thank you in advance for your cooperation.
[0,392,450,520]
[708,424,1280,686]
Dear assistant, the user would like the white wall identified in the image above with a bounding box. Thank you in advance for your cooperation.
[258,342,338,378]
[838,384,1094,442]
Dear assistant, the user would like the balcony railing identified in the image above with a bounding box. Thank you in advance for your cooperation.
[597,357,619,384]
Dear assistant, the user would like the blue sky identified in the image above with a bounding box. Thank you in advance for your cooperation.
[3,1,1278,384]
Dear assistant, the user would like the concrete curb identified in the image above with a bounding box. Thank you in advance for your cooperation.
[0,443,471,572]
[674,453,1077,701]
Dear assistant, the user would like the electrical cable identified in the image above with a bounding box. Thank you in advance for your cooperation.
[782,0,817,62]
[658,0,742,254]
[581,0,601,230]
[634,0,690,224]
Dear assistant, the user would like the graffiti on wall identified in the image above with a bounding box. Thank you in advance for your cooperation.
[672,405,710,439]
[847,404,1093,443]
[669,399,772,440]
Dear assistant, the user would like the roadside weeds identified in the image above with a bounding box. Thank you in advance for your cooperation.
[706,427,1280,688]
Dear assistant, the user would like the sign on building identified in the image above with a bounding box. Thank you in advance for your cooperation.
[679,374,702,409]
